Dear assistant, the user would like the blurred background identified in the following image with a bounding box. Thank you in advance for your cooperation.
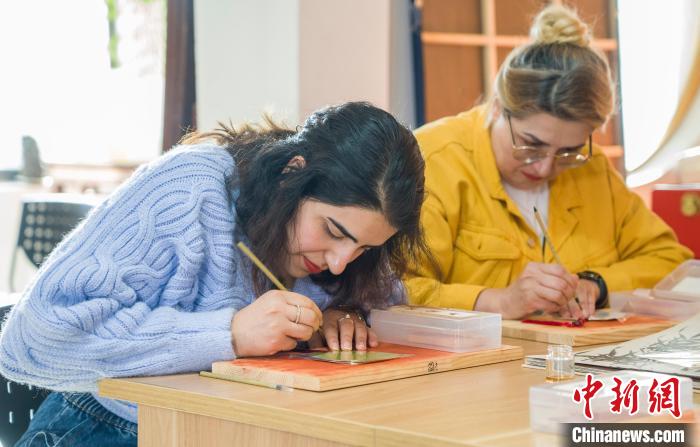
[0,2,699,444]
[0,0,699,293]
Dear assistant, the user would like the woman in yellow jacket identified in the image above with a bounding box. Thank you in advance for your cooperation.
[407,5,692,320]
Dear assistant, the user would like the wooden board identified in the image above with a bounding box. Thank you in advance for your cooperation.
[502,315,676,346]
[210,343,523,391]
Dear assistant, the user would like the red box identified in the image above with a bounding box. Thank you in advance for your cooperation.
[651,185,700,258]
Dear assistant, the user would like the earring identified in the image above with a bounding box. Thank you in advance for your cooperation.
[282,155,306,174]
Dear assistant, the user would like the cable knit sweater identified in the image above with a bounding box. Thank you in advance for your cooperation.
[0,144,338,423]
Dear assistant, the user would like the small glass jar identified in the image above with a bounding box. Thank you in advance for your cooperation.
[545,344,575,382]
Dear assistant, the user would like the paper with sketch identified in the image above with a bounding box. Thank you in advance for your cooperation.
[573,312,700,380]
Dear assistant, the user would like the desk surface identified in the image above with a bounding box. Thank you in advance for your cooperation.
[100,338,699,447]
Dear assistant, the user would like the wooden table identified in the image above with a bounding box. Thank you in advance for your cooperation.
[99,338,699,446]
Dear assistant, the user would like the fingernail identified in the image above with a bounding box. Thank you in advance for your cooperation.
[357,344,365,350]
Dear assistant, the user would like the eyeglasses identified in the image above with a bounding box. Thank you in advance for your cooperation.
[506,113,592,168]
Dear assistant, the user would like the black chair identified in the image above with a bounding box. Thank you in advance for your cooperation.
[0,302,50,447]
[9,197,94,292]
[1,196,94,446]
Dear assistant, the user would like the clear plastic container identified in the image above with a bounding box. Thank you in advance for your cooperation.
[652,260,700,302]
[368,305,501,352]
[610,290,700,320]
[530,371,694,433]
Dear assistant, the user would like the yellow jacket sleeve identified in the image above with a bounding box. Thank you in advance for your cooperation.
[406,143,486,310]
[589,161,693,290]
[405,105,692,311]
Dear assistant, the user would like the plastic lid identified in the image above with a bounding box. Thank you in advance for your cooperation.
[652,260,700,302]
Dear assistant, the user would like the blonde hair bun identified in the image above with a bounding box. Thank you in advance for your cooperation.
[529,5,591,47]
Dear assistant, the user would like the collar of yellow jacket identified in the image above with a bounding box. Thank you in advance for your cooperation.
[468,105,584,213]
[465,105,585,255]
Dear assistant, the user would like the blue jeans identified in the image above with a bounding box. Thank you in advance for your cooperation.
[14,392,137,447]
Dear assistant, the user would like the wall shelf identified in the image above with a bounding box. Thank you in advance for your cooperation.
[419,0,624,172]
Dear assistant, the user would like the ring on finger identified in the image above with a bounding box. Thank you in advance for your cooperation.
[294,304,301,324]
[337,313,353,324]
[353,310,365,323]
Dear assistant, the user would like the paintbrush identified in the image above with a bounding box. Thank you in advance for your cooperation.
[237,241,288,291]
[236,241,324,331]
[532,207,584,313]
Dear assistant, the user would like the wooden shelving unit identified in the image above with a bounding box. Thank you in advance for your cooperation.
[418,0,623,171]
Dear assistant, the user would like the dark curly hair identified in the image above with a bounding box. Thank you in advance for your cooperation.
[182,101,429,309]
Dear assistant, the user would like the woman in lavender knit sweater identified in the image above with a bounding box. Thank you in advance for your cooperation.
[0,102,429,446]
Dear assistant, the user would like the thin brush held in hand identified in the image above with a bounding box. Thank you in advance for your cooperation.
[236,242,288,291]
[236,241,324,330]
[532,207,584,312]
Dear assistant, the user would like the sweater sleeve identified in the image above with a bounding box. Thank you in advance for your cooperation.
[0,145,244,392]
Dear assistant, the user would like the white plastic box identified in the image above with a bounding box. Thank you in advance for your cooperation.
[609,260,700,320]
[610,290,700,320]
[369,305,501,353]
[530,371,694,433]
[653,259,700,302]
